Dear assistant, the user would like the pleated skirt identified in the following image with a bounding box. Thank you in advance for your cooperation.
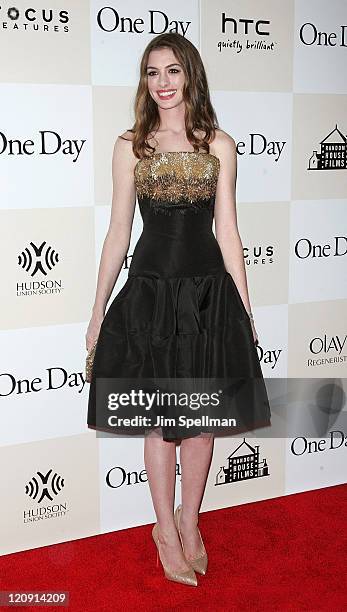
[87,271,271,440]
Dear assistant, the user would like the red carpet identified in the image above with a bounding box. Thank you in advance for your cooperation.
[1,484,346,611]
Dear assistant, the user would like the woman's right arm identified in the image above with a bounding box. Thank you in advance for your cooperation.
[85,133,137,350]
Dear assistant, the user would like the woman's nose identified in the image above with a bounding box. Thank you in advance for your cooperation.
[158,72,169,87]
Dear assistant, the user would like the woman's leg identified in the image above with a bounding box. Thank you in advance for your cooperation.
[178,434,214,559]
[144,430,192,571]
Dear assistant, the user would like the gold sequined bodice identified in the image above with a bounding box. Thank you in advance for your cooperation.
[134,151,220,210]
[129,150,225,276]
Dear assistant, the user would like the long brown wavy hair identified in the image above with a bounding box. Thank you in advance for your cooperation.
[125,33,219,160]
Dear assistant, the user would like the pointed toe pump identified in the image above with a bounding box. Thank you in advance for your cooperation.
[174,505,208,576]
[152,522,198,586]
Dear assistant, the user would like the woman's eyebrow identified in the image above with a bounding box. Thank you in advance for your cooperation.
[146,63,181,69]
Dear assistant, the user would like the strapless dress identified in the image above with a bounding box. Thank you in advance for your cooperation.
[87,151,271,440]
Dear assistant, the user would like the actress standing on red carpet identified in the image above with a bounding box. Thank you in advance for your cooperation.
[86,32,271,586]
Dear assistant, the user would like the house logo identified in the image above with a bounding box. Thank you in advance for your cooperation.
[215,437,269,485]
[308,124,346,170]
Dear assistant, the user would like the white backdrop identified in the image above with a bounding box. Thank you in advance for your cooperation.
[0,0,346,555]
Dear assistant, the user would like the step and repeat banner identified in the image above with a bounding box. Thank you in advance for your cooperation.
[1,0,346,555]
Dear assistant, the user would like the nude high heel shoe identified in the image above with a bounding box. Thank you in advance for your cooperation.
[152,523,198,586]
[174,505,208,576]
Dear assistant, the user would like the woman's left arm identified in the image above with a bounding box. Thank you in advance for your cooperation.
[213,131,258,344]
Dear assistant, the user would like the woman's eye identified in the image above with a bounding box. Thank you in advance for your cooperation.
[147,69,180,77]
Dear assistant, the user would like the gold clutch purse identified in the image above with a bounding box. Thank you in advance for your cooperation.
[85,339,98,383]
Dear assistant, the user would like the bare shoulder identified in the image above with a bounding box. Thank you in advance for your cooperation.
[118,129,135,142]
[210,128,236,159]
[112,130,137,171]
[115,129,135,152]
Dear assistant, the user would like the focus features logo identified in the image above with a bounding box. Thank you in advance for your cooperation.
[0,5,69,32]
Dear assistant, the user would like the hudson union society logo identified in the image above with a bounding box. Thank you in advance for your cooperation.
[18,241,59,277]
[16,239,63,297]
[215,438,269,485]
[25,469,65,503]
[23,469,69,524]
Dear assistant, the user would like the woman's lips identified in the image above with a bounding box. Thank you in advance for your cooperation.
[157,89,177,100]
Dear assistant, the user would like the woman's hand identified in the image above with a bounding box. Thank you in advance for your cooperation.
[85,312,104,351]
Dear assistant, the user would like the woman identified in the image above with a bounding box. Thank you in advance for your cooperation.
[86,32,271,586]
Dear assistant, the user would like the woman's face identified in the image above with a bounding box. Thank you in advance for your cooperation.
[146,47,185,109]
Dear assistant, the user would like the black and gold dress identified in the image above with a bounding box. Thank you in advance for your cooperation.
[87,151,271,440]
